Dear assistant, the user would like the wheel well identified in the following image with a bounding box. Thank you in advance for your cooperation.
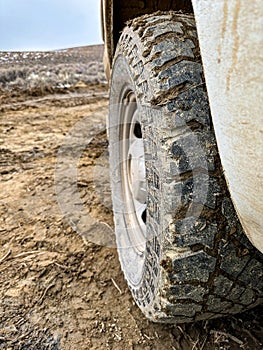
[113,1,193,51]
[102,0,193,79]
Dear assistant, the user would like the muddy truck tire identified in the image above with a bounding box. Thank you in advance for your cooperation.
[108,12,263,323]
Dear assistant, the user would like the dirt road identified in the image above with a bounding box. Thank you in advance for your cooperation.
[0,48,262,350]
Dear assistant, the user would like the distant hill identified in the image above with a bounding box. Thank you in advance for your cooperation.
[0,45,106,95]
[0,44,104,67]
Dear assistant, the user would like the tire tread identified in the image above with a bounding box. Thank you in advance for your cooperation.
[111,11,263,322]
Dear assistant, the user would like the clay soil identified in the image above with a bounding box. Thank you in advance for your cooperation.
[0,46,262,350]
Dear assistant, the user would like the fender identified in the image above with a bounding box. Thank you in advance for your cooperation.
[192,0,263,253]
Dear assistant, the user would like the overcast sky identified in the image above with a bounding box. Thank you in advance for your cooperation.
[0,0,103,51]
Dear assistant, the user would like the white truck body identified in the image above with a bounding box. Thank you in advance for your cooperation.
[192,0,263,253]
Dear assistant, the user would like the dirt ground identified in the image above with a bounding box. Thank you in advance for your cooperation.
[0,47,262,350]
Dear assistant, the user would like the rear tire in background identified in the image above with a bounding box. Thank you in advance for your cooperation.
[109,12,263,323]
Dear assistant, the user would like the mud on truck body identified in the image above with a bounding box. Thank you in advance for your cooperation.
[100,0,263,322]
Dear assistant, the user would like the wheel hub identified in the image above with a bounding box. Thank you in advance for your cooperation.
[128,139,146,204]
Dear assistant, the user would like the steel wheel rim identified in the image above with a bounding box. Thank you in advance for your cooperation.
[120,90,147,254]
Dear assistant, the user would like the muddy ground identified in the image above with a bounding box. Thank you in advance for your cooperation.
[0,46,262,350]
